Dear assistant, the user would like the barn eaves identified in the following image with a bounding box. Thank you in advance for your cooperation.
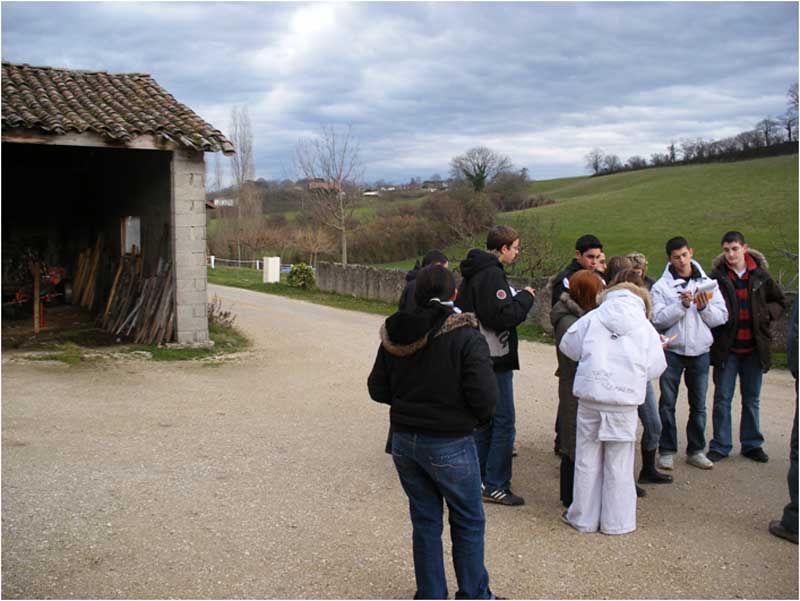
[1,62,235,155]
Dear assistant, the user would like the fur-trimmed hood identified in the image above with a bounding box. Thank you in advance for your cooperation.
[379,311,479,357]
[598,281,653,322]
[711,248,769,272]
[550,291,586,327]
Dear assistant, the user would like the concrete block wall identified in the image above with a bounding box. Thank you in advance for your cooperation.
[171,149,209,343]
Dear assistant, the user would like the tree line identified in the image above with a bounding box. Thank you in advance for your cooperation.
[585,84,799,176]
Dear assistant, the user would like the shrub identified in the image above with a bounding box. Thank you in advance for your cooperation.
[287,263,316,289]
[208,295,237,328]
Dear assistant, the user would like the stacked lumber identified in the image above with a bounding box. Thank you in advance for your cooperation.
[72,237,103,311]
[102,255,176,345]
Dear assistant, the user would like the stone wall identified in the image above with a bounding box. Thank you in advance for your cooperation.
[315,261,796,352]
[315,262,554,331]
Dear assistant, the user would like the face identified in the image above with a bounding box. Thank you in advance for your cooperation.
[668,246,694,277]
[722,241,748,268]
[499,239,521,265]
[576,247,603,270]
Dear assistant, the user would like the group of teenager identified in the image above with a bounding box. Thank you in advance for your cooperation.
[367,225,796,599]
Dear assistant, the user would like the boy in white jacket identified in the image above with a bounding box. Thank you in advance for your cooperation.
[651,237,728,470]
[559,279,667,535]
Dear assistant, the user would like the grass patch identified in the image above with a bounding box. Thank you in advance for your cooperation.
[208,265,396,316]
[29,342,86,365]
[518,323,554,345]
[143,322,250,361]
[772,351,788,371]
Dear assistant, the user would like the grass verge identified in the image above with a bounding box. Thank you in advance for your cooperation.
[207,265,396,317]
[29,342,86,365]
[143,322,250,361]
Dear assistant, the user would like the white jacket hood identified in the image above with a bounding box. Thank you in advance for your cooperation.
[558,285,667,409]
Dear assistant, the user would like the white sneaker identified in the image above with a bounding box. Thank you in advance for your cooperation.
[687,452,714,470]
[657,453,674,470]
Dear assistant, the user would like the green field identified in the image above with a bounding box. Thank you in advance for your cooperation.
[380,155,799,283]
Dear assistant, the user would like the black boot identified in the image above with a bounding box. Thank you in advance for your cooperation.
[636,484,647,498]
[639,447,673,484]
[560,455,574,508]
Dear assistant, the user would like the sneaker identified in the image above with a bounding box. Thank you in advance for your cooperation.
[512,440,520,458]
[743,448,769,463]
[707,450,727,462]
[769,520,798,544]
[636,484,647,498]
[657,453,674,470]
[483,487,525,506]
[687,452,714,470]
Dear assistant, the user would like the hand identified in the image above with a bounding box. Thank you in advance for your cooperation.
[523,286,536,297]
[680,291,693,308]
[694,292,708,311]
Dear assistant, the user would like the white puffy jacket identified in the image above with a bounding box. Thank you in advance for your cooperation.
[651,260,728,357]
[559,284,667,409]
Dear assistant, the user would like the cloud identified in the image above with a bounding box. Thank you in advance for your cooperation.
[2,1,797,182]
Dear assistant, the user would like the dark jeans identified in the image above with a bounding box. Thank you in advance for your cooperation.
[658,351,710,455]
[392,431,493,600]
[710,351,765,456]
[481,370,515,491]
[782,386,798,534]
[638,380,662,452]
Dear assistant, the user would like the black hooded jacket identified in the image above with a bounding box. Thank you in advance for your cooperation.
[455,249,534,372]
[398,263,420,312]
[368,303,497,437]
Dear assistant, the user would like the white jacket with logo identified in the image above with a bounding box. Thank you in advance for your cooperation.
[559,284,667,410]
[651,260,728,357]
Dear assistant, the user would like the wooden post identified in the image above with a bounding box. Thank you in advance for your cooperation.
[31,261,40,334]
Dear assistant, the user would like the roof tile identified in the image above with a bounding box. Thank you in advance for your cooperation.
[2,62,234,154]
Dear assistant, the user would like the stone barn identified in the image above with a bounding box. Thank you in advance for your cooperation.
[1,62,234,343]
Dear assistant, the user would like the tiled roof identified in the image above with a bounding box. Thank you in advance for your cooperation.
[2,62,234,154]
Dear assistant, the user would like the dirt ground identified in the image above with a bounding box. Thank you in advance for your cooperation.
[2,283,798,599]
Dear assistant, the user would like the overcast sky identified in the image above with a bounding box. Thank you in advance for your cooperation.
[2,2,798,184]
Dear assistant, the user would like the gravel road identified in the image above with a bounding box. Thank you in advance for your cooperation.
[2,283,798,599]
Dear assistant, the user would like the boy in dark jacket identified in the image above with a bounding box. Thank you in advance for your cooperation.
[455,225,535,506]
[368,264,499,599]
[708,231,786,463]
[398,249,448,312]
[550,234,604,307]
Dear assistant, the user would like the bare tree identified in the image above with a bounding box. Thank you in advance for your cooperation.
[667,140,677,164]
[585,148,604,176]
[450,146,512,192]
[229,105,254,190]
[294,125,363,266]
[603,154,622,173]
[293,224,336,268]
[626,155,647,170]
[756,117,779,146]
[789,83,799,113]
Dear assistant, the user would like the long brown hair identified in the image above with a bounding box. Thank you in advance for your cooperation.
[568,269,604,312]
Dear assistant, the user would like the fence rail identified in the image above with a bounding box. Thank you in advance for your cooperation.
[207,256,295,273]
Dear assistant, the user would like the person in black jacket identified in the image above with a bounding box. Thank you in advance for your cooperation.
[398,249,448,312]
[549,234,604,307]
[455,225,535,506]
[368,264,499,600]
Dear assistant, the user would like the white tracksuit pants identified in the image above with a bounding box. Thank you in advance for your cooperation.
[566,403,638,535]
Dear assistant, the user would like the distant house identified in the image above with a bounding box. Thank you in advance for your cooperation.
[422,180,447,191]
[1,61,234,343]
[307,178,341,193]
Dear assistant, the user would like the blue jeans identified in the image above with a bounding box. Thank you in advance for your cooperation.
[482,370,515,491]
[392,432,493,600]
[710,351,764,456]
[658,351,710,455]
[638,380,662,452]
